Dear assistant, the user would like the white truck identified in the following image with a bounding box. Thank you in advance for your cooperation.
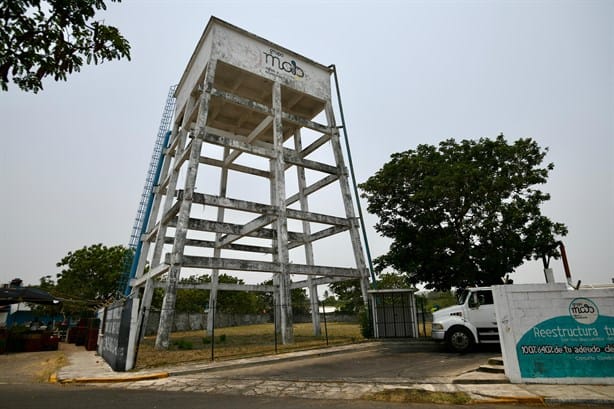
[431,287,499,353]
[430,243,609,353]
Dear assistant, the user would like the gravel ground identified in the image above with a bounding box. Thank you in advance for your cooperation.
[0,344,67,384]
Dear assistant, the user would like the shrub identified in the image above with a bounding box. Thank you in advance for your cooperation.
[173,339,193,350]
[359,306,373,338]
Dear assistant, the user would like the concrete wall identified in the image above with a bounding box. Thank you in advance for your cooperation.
[144,312,357,336]
[98,299,139,372]
[493,283,614,384]
[175,17,331,119]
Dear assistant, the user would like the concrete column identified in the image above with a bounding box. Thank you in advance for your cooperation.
[293,129,321,336]
[139,96,197,341]
[272,81,293,344]
[207,146,230,334]
[324,102,370,305]
[135,119,181,341]
[150,95,197,268]
[155,60,217,349]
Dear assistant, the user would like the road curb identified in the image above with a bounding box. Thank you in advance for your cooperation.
[52,372,169,384]
[470,396,545,405]
[544,397,614,406]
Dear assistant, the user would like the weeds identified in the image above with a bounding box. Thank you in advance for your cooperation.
[362,389,471,405]
[173,339,193,350]
[136,322,363,369]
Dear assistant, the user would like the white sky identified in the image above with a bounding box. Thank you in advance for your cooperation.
[1,0,612,288]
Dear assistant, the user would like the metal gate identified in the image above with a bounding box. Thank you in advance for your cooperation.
[369,289,418,338]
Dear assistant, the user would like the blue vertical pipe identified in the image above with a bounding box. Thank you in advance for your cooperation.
[124,130,172,296]
[329,64,376,285]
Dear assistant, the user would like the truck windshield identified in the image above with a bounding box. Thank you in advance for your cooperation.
[456,289,469,305]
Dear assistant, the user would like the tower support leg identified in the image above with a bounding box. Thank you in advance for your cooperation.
[293,129,321,336]
[207,147,230,334]
[271,81,293,344]
[325,102,371,305]
[156,60,217,349]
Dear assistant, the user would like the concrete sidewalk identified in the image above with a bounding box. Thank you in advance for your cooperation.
[54,342,614,405]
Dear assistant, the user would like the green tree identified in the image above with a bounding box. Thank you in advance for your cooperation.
[289,287,310,316]
[328,280,363,314]
[53,243,131,313]
[216,274,260,314]
[376,272,411,289]
[152,274,262,314]
[174,274,210,313]
[256,280,311,316]
[423,290,458,311]
[38,275,56,293]
[1,0,130,92]
[360,135,567,291]
[321,290,339,309]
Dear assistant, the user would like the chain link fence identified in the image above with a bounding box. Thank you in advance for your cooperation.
[136,300,363,367]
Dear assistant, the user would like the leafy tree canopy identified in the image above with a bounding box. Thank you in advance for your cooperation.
[328,274,411,314]
[172,274,210,314]
[328,280,363,314]
[257,279,310,316]
[1,0,130,92]
[377,272,411,289]
[44,243,131,313]
[215,274,261,315]
[289,287,310,316]
[360,135,567,291]
[152,274,264,315]
[321,290,339,308]
[154,276,311,316]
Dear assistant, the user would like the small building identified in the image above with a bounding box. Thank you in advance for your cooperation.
[369,289,419,338]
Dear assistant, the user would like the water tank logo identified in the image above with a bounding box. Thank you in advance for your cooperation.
[569,298,599,325]
[263,48,304,79]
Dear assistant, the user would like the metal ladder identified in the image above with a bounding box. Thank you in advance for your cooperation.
[118,85,177,296]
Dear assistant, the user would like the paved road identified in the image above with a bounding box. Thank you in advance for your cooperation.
[92,342,530,404]
[203,342,497,382]
[0,384,597,409]
[2,342,611,406]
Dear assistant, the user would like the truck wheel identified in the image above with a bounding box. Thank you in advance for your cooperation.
[445,327,474,353]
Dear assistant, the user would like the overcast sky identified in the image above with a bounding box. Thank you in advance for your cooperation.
[1,0,612,288]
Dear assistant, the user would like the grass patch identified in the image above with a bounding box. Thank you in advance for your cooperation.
[136,322,363,369]
[362,388,471,405]
[173,339,193,350]
[37,351,68,383]
[418,322,432,337]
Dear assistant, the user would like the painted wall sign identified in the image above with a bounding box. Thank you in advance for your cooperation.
[98,299,138,372]
[516,297,614,378]
[263,48,305,79]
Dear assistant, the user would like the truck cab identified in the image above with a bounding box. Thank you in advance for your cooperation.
[431,287,499,353]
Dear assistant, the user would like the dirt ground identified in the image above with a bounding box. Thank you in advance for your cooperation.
[0,344,67,384]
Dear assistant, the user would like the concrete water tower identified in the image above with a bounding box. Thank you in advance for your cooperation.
[129,17,371,349]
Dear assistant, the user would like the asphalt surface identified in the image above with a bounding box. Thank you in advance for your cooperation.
[206,342,496,382]
[0,383,601,409]
[3,340,614,405]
